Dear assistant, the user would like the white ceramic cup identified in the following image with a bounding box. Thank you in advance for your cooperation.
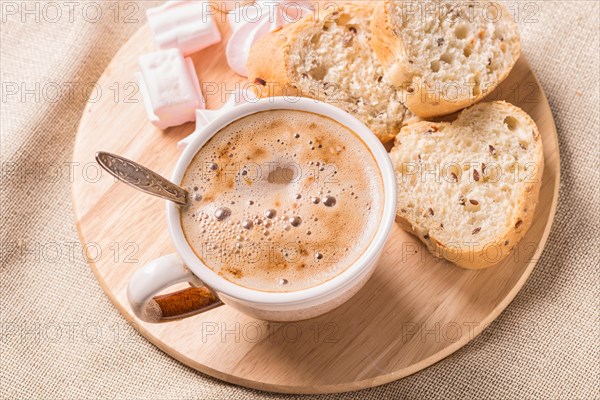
[127,97,397,322]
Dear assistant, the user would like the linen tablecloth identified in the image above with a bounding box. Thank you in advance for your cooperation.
[1,1,599,398]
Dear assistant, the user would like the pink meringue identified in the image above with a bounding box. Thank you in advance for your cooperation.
[147,0,221,56]
[136,49,205,130]
[226,0,312,77]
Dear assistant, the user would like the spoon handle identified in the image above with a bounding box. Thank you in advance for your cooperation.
[95,151,189,206]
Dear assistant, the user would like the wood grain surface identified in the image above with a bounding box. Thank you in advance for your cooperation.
[71,16,560,394]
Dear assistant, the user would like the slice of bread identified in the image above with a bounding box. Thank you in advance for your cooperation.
[247,3,411,143]
[371,0,521,118]
[390,101,543,269]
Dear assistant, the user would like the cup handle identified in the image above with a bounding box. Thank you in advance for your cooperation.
[127,254,223,323]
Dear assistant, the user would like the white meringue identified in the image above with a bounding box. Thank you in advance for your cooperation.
[226,0,312,77]
[136,49,205,130]
[147,0,221,56]
[178,89,258,150]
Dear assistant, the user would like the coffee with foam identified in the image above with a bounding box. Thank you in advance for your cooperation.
[180,110,383,292]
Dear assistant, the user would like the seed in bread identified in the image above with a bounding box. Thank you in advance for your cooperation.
[371,0,521,118]
[247,3,411,143]
[390,101,543,269]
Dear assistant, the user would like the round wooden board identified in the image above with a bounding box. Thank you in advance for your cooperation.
[72,18,560,394]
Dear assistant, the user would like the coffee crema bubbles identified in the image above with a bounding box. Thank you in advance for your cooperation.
[180,110,383,292]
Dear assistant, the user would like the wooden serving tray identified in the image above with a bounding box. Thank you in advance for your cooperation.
[72,18,560,394]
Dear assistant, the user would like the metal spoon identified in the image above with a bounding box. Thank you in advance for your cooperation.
[95,151,189,206]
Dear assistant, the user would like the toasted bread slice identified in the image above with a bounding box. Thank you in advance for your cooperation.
[371,0,521,118]
[390,101,543,269]
[247,3,411,142]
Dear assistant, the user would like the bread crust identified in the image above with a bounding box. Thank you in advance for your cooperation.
[247,3,404,142]
[246,19,302,98]
[247,4,366,98]
[371,1,521,119]
[391,101,544,269]
[370,2,402,81]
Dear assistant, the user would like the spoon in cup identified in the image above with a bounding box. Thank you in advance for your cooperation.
[95,151,189,206]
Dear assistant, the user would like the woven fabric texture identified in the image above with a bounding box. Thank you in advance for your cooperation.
[1,1,599,399]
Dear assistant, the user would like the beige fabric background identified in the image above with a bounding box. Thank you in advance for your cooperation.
[1,1,599,399]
